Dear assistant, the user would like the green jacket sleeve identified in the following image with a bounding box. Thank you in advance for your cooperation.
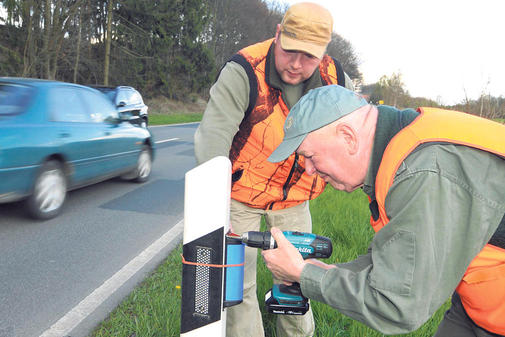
[300,144,505,334]
[194,61,249,165]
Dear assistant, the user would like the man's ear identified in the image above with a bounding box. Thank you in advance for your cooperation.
[274,24,281,43]
[336,123,358,155]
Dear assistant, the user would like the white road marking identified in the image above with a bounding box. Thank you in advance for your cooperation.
[155,138,179,144]
[148,122,199,128]
[39,219,184,337]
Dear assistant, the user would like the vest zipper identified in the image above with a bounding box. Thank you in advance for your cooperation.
[282,153,299,201]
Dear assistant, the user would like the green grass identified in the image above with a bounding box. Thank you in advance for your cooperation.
[149,113,202,125]
[91,187,449,337]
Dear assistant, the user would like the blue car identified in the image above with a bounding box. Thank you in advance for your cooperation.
[0,77,155,219]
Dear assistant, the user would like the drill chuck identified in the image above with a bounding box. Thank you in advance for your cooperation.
[241,231,276,249]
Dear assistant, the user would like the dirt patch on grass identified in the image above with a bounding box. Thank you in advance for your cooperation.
[146,95,207,115]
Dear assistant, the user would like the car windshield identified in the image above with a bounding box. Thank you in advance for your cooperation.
[102,90,116,101]
[0,83,34,115]
[92,86,116,100]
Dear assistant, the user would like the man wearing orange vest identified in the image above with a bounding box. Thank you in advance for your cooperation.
[264,84,505,336]
[194,3,354,336]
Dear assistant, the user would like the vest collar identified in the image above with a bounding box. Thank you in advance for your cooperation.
[363,105,419,198]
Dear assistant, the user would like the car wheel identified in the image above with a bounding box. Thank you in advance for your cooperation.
[122,146,152,183]
[25,160,67,220]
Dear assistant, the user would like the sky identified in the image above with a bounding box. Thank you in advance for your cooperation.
[280,0,505,105]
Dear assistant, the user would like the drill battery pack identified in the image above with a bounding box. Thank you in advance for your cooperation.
[264,284,309,315]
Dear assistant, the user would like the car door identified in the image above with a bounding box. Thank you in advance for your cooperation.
[79,88,140,174]
[47,85,110,185]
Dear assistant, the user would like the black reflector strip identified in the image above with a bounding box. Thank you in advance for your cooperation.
[180,227,224,333]
[195,247,212,315]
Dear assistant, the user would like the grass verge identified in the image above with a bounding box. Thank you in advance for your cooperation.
[91,187,449,337]
[149,113,202,125]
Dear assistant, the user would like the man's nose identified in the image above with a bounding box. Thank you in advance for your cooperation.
[290,53,303,68]
[304,158,316,175]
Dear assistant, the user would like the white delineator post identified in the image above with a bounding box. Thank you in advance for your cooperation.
[180,156,231,336]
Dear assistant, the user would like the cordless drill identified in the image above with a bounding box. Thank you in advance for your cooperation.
[240,230,332,315]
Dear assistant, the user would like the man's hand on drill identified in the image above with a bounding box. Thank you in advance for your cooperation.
[262,227,306,284]
[262,227,337,285]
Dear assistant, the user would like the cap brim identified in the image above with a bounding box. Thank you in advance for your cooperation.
[268,133,307,163]
[280,34,326,59]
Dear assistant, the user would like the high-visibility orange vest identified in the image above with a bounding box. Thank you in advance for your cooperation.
[372,107,505,334]
[228,38,344,210]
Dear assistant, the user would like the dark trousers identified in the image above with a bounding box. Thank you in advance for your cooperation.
[434,293,504,337]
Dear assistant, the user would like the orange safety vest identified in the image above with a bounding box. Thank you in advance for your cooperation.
[372,107,505,335]
[228,38,344,210]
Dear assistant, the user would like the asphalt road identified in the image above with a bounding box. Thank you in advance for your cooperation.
[0,123,199,337]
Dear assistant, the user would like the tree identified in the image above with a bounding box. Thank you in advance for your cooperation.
[205,0,283,69]
[42,0,83,79]
[369,72,406,107]
[0,0,40,76]
[72,4,82,83]
[109,0,214,99]
[103,0,113,85]
[326,33,362,85]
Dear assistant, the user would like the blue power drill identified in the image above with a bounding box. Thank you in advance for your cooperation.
[241,231,333,315]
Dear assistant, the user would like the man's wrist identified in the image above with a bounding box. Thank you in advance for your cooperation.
[300,263,328,301]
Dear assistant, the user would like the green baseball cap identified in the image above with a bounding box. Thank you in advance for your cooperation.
[268,85,368,163]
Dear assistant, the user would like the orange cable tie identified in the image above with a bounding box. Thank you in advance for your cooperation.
[180,254,244,268]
